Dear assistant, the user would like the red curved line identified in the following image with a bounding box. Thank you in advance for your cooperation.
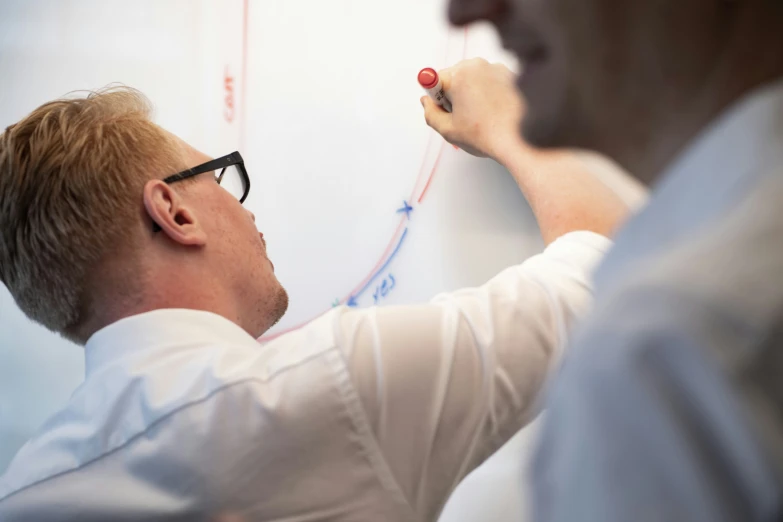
[347,131,438,295]
[349,219,407,297]
[417,141,447,204]
[258,25,470,343]
[414,26,470,204]
[407,133,435,201]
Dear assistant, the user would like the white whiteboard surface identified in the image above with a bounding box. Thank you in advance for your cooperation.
[0,1,645,520]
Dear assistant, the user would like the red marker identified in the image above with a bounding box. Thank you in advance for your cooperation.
[418,67,452,113]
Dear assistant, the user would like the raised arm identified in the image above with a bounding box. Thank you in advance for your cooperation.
[421,58,629,245]
[328,59,632,520]
[336,230,610,520]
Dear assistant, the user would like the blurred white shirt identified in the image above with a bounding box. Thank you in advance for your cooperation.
[0,231,608,522]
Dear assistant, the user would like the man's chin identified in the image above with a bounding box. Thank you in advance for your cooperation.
[252,286,290,339]
[521,107,596,153]
[269,286,289,328]
[520,110,561,149]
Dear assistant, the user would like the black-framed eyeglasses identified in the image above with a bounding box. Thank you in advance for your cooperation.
[152,151,250,232]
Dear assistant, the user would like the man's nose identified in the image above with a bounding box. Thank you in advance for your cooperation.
[448,0,508,26]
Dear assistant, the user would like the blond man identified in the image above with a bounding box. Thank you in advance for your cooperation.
[0,60,627,521]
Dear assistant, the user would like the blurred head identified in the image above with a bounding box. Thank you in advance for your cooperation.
[448,0,783,183]
[0,87,287,344]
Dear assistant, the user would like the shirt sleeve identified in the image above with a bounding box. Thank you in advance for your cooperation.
[531,284,780,522]
[333,230,610,520]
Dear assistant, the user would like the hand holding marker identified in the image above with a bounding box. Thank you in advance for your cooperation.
[418,68,452,113]
[419,60,524,158]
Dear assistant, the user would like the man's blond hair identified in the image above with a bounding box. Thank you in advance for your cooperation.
[0,87,183,343]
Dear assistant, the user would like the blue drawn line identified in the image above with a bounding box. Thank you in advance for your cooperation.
[396,200,414,220]
[347,228,409,306]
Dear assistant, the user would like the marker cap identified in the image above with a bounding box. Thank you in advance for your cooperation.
[418,68,439,89]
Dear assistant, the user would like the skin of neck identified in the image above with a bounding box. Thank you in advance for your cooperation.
[74,242,247,345]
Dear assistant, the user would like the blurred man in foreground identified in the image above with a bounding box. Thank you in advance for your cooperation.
[424,0,783,519]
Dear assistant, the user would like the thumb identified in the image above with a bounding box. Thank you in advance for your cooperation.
[421,96,452,137]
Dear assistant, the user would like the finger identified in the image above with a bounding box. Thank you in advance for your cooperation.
[421,96,453,136]
[458,57,488,68]
[438,67,454,92]
[491,62,514,76]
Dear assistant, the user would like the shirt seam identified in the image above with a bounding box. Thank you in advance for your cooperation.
[1,370,329,505]
[324,347,420,521]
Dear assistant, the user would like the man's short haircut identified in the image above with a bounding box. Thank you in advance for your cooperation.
[0,86,183,343]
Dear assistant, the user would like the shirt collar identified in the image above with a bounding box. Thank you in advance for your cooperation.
[85,309,260,376]
[594,78,783,292]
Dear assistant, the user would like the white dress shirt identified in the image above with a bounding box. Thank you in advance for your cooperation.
[0,231,609,522]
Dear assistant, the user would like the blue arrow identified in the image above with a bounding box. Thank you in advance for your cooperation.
[350,228,409,302]
[396,200,414,220]
[337,229,409,310]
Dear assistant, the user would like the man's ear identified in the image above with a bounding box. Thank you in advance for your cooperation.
[143,180,207,246]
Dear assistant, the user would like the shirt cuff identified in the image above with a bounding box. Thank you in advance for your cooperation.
[542,230,613,273]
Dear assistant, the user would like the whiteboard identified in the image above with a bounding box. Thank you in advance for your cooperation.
[0,1,645,520]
